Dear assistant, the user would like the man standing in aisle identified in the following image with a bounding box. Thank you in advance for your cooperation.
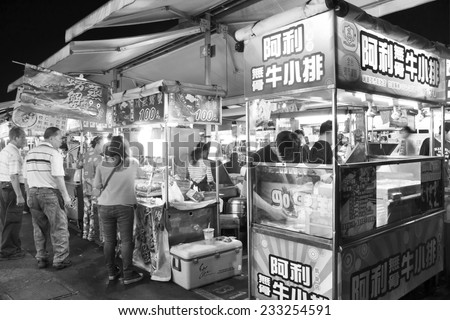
[0,127,27,260]
[24,127,72,269]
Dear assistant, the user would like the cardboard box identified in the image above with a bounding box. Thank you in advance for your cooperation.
[170,237,242,290]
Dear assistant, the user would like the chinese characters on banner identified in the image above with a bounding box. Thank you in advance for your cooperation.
[251,231,332,300]
[15,64,109,122]
[337,18,446,101]
[113,93,165,127]
[360,31,439,87]
[11,108,67,136]
[341,213,443,299]
[244,11,334,98]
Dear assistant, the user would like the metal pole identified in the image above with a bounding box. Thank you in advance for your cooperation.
[204,13,212,86]
[215,124,220,236]
[245,100,253,299]
[331,87,339,300]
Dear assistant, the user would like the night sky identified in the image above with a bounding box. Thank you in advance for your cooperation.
[0,0,110,103]
[0,0,448,104]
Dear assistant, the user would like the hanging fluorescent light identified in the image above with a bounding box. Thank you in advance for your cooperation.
[398,99,418,108]
[372,94,393,106]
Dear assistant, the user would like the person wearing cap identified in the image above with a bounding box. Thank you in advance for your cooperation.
[0,127,27,260]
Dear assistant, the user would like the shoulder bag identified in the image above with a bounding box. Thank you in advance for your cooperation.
[92,166,117,198]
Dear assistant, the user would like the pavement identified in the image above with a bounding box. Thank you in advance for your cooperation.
[1,213,449,300]
[0,213,248,300]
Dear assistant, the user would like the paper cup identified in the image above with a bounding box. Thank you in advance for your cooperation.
[203,228,214,242]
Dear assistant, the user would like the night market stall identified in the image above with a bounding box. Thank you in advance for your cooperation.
[236,1,450,299]
[108,80,242,283]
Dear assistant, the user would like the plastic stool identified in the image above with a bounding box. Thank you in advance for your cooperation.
[220,213,241,240]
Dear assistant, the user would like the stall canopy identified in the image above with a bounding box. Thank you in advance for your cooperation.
[7,0,438,112]
[64,0,437,42]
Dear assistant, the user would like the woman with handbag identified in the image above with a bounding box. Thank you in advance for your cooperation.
[93,136,145,285]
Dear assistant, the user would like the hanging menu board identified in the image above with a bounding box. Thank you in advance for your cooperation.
[167,93,221,125]
[113,93,164,126]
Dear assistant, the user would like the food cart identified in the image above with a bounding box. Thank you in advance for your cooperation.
[108,80,233,280]
[239,3,450,299]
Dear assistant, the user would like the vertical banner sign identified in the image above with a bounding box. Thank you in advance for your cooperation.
[113,93,164,127]
[340,166,377,237]
[341,213,443,299]
[133,205,171,282]
[16,64,109,122]
[167,93,221,125]
[244,11,335,98]
[251,230,332,300]
[336,17,446,102]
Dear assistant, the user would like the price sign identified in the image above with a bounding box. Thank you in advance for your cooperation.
[168,93,221,125]
[134,93,164,124]
[113,93,165,126]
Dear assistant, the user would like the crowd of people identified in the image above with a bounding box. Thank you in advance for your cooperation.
[0,126,145,285]
[2,120,443,286]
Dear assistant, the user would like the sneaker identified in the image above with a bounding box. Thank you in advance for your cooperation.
[122,271,143,285]
[53,258,72,270]
[108,266,122,281]
[0,250,26,261]
[37,259,49,269]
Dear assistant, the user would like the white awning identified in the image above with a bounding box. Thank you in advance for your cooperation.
[65,0,436,42]
[65,0,230,42]
[8,26,203,92]
[8,0,438,109]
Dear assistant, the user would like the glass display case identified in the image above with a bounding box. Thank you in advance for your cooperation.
[253,164,333,238]
[241,7,449,300]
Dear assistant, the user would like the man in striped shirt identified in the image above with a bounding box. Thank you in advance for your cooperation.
[0,127,27,260]
[23,127,72,269]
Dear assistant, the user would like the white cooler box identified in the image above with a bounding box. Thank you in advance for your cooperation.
[170,236,242,290]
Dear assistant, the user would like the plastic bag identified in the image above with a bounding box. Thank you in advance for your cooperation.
[162,178,184,203]
[73,168,82,183]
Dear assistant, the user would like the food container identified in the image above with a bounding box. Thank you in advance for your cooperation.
[226,197,247,218]
[202,191,217,201]
[170,236,242,290]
